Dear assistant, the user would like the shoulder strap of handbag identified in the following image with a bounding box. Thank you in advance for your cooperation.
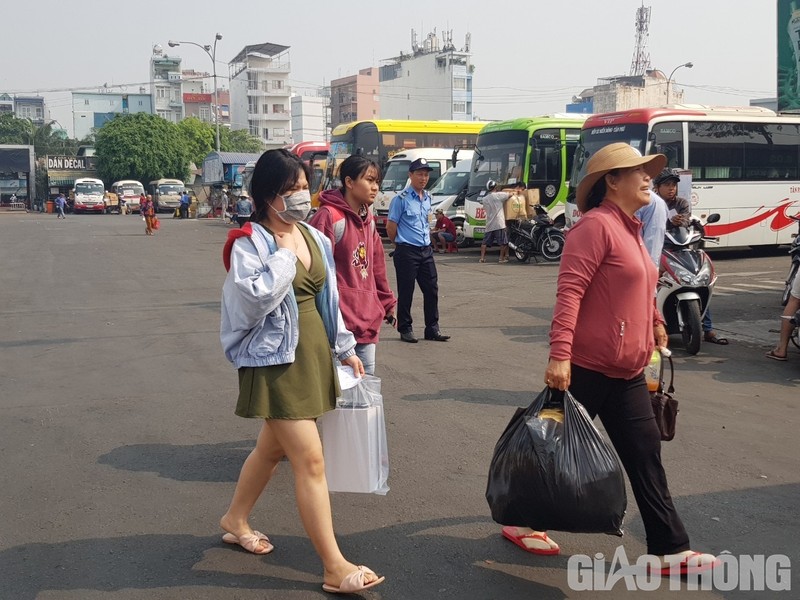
[658,353,675,394]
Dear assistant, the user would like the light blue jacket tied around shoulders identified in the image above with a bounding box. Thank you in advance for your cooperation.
[220,221,357,369]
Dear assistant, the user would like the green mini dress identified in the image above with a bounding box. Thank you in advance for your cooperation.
[236,226,340,419]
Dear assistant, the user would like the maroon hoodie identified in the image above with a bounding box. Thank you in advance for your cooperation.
[309,190,396,344]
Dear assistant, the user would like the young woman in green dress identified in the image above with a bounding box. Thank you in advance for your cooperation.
[219,149,384,594]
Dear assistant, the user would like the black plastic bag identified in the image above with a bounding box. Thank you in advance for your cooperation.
[486,387,627,535]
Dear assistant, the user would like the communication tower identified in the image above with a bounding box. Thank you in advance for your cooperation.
[629,3,652,76]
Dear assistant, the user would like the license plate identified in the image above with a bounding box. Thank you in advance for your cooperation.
[375,216,386,226]
[474,227,485,234]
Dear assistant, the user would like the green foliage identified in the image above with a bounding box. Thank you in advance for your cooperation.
[177,117,215,166]
[95,113,190,184]
[221,128,264,154]
[0,114,78,157]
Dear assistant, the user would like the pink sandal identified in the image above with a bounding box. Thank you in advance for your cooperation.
[501,526,560,555]
[221,530,274,555]
[322,565,385,594]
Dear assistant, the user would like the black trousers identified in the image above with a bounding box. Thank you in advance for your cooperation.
[569,364,691,556]
[392,244,440,336]
[180,204,189,219]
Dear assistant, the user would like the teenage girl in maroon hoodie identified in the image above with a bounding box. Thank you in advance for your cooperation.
[309,156,396,375]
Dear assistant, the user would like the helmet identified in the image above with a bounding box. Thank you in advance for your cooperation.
[486,180,497,192]
[653,168,680,186]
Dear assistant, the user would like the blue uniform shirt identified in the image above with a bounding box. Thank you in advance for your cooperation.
[636,190,668,267]
[388,186,432,247]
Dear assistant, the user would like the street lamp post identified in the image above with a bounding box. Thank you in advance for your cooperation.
[667,62,693,104]
[168,33,223,152]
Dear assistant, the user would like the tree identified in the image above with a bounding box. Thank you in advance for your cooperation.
[0,114,78,157]
[176,117,215,166]
[220,128,264,154]
[95,113,189,184]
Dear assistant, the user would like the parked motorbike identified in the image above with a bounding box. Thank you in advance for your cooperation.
[781,214,800,307]
[506,204,566,263]
[656,213,721,355]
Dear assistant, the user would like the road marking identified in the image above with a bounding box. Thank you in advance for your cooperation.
[734,283,780,290]
[716,271,780,277]
[714,286,762,294]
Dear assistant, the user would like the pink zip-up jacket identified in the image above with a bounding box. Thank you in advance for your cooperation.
[550,201,664,380]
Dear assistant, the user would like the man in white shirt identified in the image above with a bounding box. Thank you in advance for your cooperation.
[479,180,523,263]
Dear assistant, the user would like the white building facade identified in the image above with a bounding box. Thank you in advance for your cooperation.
[150,45,184,123]
[229,43,292,149]
[290,95,327,143]
[72,92,153,140]
[380,30,474,121]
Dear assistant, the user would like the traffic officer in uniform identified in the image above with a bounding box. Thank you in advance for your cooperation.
[386,158,450,343]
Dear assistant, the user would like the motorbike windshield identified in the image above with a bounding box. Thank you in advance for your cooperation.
[467,130,528,198]
[665,226,693,245]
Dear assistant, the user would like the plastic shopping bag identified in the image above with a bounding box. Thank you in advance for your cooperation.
[319,374,389,495]
[486,387,626,535]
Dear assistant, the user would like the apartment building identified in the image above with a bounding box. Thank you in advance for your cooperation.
[72,92,153,140]
[150,45,184,123]
[229,43,292,149]
[329,67,380,129]
[380,30,474,121]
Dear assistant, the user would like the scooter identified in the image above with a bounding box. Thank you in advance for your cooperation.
[506,204,566,263]
[656,213,720,355]
[781,214,800,307]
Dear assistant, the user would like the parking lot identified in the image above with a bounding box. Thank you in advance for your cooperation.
[0,212,798,599]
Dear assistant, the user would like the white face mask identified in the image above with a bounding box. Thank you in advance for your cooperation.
[271,190,311,223]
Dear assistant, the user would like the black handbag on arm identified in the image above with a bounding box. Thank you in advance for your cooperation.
[651,353,678,441]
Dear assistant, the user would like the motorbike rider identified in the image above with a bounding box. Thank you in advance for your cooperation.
[653,169,690,229]
[654,169,728,345]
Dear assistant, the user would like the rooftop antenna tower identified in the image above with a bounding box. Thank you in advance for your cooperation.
[629,3,652,76]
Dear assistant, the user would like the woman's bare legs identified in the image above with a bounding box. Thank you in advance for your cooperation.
[268,418,380,587]
[219,420,284,552]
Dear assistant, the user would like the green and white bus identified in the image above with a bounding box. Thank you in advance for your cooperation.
[463,115,588,243]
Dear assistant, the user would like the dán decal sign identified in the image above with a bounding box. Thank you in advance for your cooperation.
[47,156,91,170]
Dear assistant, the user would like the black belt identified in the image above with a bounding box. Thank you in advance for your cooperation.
[395,242,431,249]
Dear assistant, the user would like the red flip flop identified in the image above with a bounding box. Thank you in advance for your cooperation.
[649,552,719,576]
[501,526,560,555]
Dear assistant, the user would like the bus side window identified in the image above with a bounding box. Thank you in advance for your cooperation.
[426,163,442,189]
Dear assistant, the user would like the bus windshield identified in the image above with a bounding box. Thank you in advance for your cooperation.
[570,124,649,190]
[468,130,529,196]
[380,161,411,192]
[430,168,470,196]
[75,183,104,195]
[120,184,144,196]
[158,183,183,195]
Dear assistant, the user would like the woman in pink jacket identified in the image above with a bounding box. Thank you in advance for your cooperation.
[504,143,717,576]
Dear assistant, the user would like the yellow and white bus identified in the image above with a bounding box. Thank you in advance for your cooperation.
[323,119,486,191]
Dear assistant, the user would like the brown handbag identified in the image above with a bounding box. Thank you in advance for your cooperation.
[650,353,678,441]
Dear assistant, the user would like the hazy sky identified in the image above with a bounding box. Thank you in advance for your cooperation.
[0,0,777,136]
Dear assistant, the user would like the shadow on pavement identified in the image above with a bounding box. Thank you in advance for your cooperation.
[0,517,567,600]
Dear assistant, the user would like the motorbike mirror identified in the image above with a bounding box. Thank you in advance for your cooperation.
[705,213,721,224]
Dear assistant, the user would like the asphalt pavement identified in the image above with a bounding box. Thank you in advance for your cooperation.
[0,211,797,599]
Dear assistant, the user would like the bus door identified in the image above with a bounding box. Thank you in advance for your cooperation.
[528,129,563,206]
